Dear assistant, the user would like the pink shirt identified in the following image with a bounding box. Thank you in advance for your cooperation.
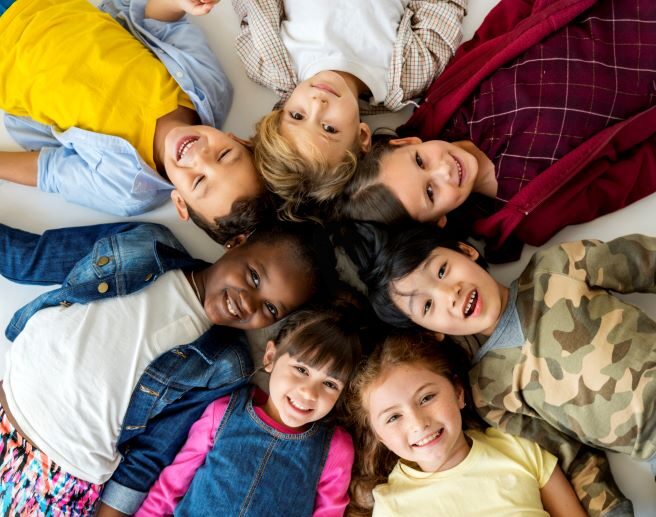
[136,388,354,516]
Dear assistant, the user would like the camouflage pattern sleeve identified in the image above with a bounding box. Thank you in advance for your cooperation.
[531,234,656,295]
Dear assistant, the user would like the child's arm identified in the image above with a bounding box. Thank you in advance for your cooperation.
[145,0,219,21]
[133,397,229,516]
[540,464,587,517]
[0,151,38,186]
[389,0,467,105]
[313,427,354,517]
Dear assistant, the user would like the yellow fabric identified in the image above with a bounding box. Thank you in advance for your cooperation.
[372,428,558,517]
[0,0,193,169]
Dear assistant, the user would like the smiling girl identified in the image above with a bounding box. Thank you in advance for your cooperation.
[347,332,585,517]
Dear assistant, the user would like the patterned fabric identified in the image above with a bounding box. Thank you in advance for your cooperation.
[231,0,466,114]
[442,0,656,204]
[0,405,102,516]
[470,234,656,517]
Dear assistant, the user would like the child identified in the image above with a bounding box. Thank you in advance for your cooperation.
[347,331,586,517]
[336,0,656,261]
[0,0,266,244]
[338,221,654,516]
[134,304,363,516]
[232,0,466,219]
[0,219,338,515]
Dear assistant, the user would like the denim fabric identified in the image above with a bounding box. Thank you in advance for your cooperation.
[0,222,252,513]
[176,387,332,516]
[0,0,15,16]
[3,0,232,216]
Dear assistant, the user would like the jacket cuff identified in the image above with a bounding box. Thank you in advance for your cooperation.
[101,480,147,514]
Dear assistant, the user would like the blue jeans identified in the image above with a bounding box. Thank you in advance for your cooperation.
[0,222,139,285]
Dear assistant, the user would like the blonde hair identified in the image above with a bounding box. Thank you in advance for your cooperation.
[253,109,360,221]
[345,331,476,516]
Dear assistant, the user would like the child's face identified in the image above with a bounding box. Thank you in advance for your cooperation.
[280,71,371,168]
[199,240,314,329]
[390,244,507,336]
[263,345,345,428]
[164,126,264,224]
[367,362,468,473]
[377,138,480,224]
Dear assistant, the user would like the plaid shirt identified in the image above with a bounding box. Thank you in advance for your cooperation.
[231,0,466,114]
[441,0,656,203]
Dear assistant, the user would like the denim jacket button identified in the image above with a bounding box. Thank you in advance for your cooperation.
[96,256,110,267]
[144,273,153,282]
[59,301,72,308]
[97,282,109,294]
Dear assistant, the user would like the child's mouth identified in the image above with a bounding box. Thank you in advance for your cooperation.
[177,136,199,161]
[287,396,312,413]
[453,156,464,186]
[413,428,444,447]
[224,291,241,319]
[463,289,478,318]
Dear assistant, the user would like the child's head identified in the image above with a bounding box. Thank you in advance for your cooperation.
[337,222,504,336]
[197,221,338,330]
[163,125,267,244]
[253,71,372,220]
[336,135,482,227]
[261,301,364,428]
[347,331,472,512]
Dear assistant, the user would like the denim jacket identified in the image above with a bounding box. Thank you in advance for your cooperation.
[0,222,252,514]
[3,0,232,216]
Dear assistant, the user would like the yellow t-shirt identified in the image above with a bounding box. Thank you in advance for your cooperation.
[0,0,193,169]
[372,428,558,517]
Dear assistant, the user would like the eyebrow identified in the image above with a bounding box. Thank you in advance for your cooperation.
[376,382,436,419]
[402,254,440,316]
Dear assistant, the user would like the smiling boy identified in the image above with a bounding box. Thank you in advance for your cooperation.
[0,0,265,244]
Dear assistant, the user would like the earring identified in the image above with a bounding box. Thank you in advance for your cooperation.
[225,243,231,249]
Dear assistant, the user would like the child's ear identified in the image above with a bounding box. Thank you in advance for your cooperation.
[389,136,422,147]
[224,233,249,250]
[171,190,189,221]
[262,340,277,373]
[358,122,373,153]
[437,215,448,228]
[456,242,480,262]
[227,132,253,150]
[456,382,466,410]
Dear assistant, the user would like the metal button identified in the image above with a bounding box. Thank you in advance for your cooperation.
[144,273,153,282]
[176,71,183,78]
[59,301,72,308]
[96,256,110,267]
[97,282,109,294]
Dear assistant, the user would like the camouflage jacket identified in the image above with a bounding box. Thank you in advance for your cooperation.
[469,234,656,517]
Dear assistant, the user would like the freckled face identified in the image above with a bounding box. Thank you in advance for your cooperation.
[198,240,314,330]
[378,140,480,223]
[367,362,469,473]
[280,71,365,168]
[390,245,506,336]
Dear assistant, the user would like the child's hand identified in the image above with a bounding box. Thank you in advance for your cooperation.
[176,0,220,16]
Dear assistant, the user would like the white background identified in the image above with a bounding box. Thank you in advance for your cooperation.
[0,1,653,513]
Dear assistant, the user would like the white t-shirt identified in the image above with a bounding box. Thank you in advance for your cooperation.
[280,0,410,104]
[3,270,211,484]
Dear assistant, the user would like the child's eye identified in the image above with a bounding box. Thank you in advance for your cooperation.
[386,414,400,424]
[420,394,435,405]
[323,380,339,391]
[265,301,278,318]
[322,123,336,134]
[290,111,304,120]
[249,268,260,287]
[438,264,446,279]
[218,148,231,161]
[415,152,424,168]
[423,299,432,315]
[294,365,308,375]
[426,184,434,202]
[192,175,205,190]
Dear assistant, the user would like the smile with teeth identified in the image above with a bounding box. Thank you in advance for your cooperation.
[453,157,463,186]
[224,292,241,319]
[177,136,199,161]
[288,396,312,412]
[463,289,478,317]
[413,428,443,447]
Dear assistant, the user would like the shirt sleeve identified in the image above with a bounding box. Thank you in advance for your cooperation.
[385,0,467,110]
[135,397,231,516]
[312,427,354,517]
[232,0,297,104]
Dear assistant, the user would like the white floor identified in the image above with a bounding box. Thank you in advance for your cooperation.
[0,1,653,514]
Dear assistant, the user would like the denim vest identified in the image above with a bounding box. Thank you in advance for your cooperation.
[0,222,253,513]
[176,386,333,517]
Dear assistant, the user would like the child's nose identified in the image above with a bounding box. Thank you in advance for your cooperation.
[239,290,256,316]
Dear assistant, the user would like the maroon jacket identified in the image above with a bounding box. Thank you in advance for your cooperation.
[399,0,656,262]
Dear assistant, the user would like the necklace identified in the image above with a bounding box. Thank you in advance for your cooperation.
[190,270,202,303]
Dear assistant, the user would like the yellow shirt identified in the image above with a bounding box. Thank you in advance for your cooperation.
[373,428,558,517]
[0,0,193,169]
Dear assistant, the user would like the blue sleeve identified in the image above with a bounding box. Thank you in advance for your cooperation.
[0,222,141,285]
